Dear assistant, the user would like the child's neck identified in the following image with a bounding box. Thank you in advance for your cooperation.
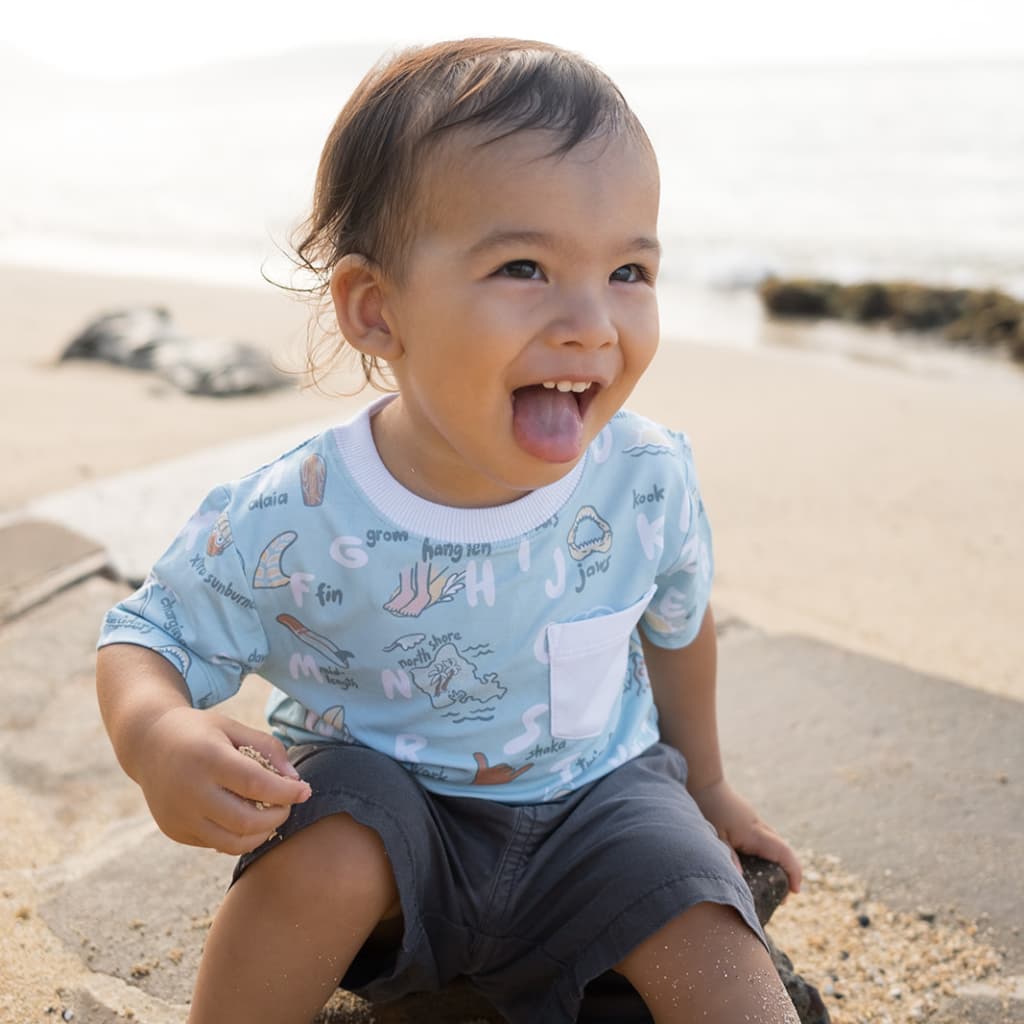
[368,397,542,509]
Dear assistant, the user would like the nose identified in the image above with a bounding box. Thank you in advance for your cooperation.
[543,286,618,350]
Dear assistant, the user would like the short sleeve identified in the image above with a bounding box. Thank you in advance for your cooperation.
[97,486,269,709]
[639,432,714,648]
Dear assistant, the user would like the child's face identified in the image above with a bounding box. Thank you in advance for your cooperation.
[374,127,661,507]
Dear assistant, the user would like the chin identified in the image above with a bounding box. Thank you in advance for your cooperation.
[525,453,585,487]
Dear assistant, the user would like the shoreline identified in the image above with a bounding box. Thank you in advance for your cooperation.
[6,255,1022,384]
[2,260,1022,702]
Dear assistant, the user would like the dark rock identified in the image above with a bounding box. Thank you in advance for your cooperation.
[743,855,833,1023]
[830,282,891,322]
[740,852,791,925]
[60,307,289,395]
[1011,320,1024,361]
[758,278,838,317]
[769,937,832,1024]
[758,277,1024,362]
[60,307,175,367]
[885,283,965,331]
[150,334,289,395]
[945,290,1022,348]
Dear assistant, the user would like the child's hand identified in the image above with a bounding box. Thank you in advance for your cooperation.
[133,706,312,855]
[690,778,802,894]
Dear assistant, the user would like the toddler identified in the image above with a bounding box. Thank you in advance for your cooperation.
[97,38,803,1024]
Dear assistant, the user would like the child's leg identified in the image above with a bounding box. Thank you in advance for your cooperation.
[616,902,798,1024]
[188,812,401,1024]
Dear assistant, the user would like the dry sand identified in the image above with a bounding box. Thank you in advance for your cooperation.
[0,263,345,511]
[634,328,1024,704]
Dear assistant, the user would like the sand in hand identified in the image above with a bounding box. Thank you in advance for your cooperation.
[237,745,283,811]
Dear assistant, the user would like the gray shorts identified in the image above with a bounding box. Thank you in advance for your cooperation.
[233,742,765,1023]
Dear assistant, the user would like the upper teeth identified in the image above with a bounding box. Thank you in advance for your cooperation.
[542,381,591,393]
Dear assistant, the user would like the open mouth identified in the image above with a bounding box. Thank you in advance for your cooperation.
[510,380,602,463]
[536,379,600,418]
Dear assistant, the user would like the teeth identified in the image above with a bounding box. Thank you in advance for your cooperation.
[541,380,592,393]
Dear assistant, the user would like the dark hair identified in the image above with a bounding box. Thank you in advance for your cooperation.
[289,38,652,390]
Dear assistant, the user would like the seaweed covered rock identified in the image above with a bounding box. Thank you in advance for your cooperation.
[758,278,839,318]
[946,289,1024,355]
[830,282,891,323]
[758,277,1024,361]
[886,283,966,331]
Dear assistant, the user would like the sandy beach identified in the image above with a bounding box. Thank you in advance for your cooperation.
[1,261,1023,1021]
[3,261,1022,702]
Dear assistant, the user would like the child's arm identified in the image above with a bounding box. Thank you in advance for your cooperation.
[642,605,803,893]
[97,643,311,855]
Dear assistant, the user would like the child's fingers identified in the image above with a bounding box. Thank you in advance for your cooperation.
[743,829,803,894]
[155,793,282,854]
[199,815,282,857]
[727,845,744,877]
[220,720,302,780]
[781,849,803,894]
[221,752,312,810]
[195,784,293,844]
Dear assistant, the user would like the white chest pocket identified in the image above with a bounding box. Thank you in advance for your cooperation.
[546,585,656,740]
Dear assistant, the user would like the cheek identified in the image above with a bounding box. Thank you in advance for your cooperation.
[624,303,660,366]
[413,289,505,352]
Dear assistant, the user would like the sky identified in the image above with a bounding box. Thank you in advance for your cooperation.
[4,0,1024,77]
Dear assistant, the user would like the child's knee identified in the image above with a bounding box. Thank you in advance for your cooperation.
[249,812,400,918]
[617,900,764,976]
[617,902,795,1022]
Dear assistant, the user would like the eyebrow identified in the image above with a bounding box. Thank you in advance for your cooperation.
[468,229,662,258]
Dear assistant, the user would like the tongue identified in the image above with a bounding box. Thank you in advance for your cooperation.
[512,386,584,462]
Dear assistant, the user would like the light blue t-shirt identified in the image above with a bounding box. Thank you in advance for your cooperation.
[98,396,713,803]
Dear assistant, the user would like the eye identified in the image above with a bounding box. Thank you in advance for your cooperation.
[610,264,650,284]
[499,260,543,280]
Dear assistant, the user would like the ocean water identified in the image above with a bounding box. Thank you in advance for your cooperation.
[2,47,1022,354]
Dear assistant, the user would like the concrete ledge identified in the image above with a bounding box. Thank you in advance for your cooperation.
[0,519,108,623]
[21,417,339,585]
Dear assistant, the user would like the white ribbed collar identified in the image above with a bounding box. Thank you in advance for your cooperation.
[330,395,586,543]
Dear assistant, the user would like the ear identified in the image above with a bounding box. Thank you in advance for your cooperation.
[329,254,403,362]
